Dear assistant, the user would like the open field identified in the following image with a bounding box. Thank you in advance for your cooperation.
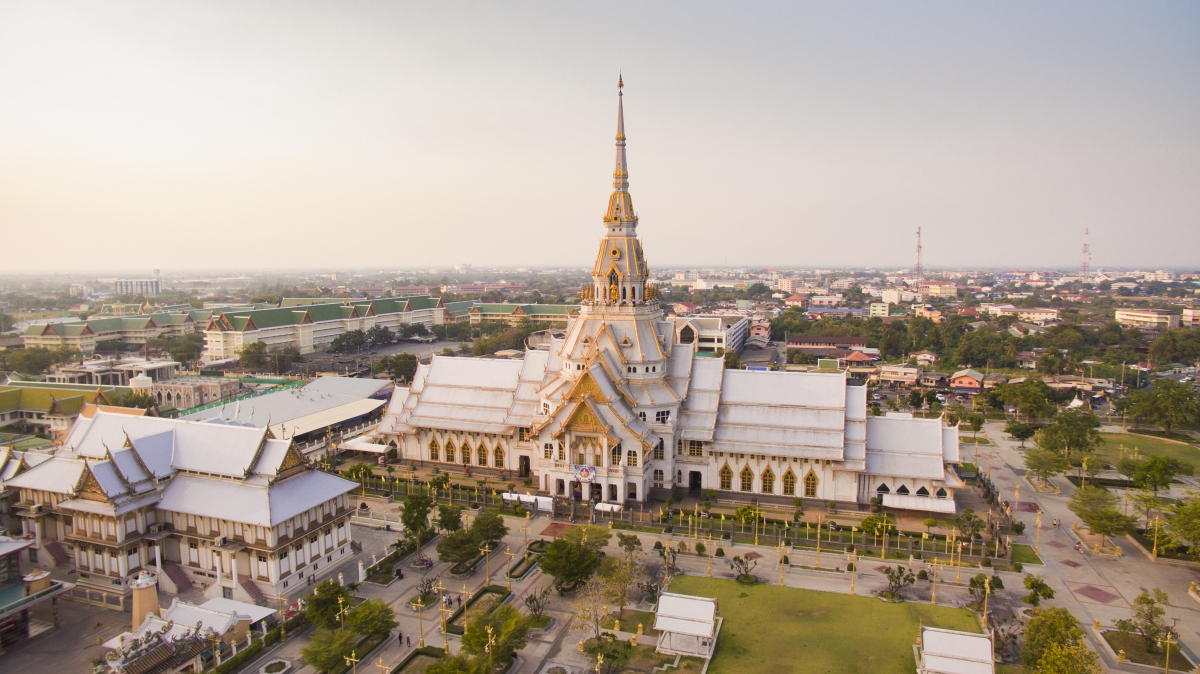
[1094,433,1200,472]
[667,575,981,674]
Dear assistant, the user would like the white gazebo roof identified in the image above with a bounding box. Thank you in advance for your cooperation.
[920,626,993,674]
[654,592,717,638]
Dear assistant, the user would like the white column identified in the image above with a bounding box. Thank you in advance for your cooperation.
[232,554,239,583]
[155,544,162,575]
[214,551,223,584]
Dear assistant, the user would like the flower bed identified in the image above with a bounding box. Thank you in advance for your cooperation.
[506,553,539,579]
[1102,631,1191,671]
[527,540,549,554]
[446,585,510,635]
[389,646,446,674]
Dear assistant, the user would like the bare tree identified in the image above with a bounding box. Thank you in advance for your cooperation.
[524,586,552,619]
[571,577,610,641]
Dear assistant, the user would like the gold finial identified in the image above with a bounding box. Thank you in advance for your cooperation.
[618,73,623,90]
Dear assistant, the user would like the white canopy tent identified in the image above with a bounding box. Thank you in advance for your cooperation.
[882,493,957,514]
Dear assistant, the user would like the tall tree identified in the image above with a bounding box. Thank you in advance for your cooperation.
[1036,409,1102,460]
[300,628,358,673]
[346,598,398,638]
[401,493,434,542]
[1129,378,1199,437]
[1068,486,1135,541]
[1021,607,1083,668]
[539,538,599,587]
[1024,449,1069,486]
[305,579,353,629]
[460,604,530,664]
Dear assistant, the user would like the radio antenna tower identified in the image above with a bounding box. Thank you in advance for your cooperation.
[1080,228,1091,282]
[913,227,923,281]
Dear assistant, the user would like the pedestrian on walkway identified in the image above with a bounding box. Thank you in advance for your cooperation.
[456,595,462,607]
[406,636,411,647]
[397,631,403,645]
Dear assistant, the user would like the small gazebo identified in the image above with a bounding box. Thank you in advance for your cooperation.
[653,592,719,658]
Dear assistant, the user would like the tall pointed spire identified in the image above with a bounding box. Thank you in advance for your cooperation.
[613,74,628,193]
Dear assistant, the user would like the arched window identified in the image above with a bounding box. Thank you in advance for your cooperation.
[804,471,818,498]
[461,443,470,464]
[876,484,890,494]
[719,464,732,490]
[740,465,754,492]
[494,446,505,468]
[679,326,695,344]
[429,440,440,461]
[478,446,488,466]
[609,271,618,289]
[916,486,930,497]
[611,445,622,466]
[761,467,775,494]
[896,485,910,495]
[782,469,796,496]
[936,488,948,499]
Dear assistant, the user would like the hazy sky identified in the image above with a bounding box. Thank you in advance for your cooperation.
[2,2,1198,274]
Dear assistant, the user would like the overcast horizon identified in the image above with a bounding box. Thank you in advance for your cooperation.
[2,1,1197,273]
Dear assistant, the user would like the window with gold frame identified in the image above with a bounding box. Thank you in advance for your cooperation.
[740,465,754,492]
[719,464,732,490]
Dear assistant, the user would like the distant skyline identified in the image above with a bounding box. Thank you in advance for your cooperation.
[1,1,1198,273]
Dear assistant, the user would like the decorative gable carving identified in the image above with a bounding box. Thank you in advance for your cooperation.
[565,401,604,433]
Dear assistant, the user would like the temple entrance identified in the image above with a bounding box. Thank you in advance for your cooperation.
[689,471,703,494]
[572,480,583,501]
[518,455,530,478]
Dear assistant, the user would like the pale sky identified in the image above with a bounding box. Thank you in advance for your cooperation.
[1,1,1197,274]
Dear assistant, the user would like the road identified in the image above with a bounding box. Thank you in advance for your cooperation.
[979,419,1200,671]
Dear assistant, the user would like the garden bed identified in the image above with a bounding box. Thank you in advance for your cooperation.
[527,614,553,630]
[1102,631,1191,671]
[449,553,484,577]
[526,539,549,554]
[389,646,446,674]
[506,553,539,578]
[446,585,510,635]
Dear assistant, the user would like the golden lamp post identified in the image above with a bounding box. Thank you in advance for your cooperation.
[707,533,713,578]
[416,589,426,648]
[815,515,823,569]
[375,656,388,674]
[278,596,287,642]
[504,546,516,591]
[1035,510,1042,556]
[982,579,991,629]
[344,651,359,674]
[1157,631,1175,674]
[930,558,939,605]
[849,551,857,595]
[1153,516,1161,558]
[438,602,450,651]
[778,540,786,586]
[480,543,493,586]
[955,542,963,584]
[337,596,349,628]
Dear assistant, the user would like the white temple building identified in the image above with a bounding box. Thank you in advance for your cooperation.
[372,78,963,512]
[6,411,357,609]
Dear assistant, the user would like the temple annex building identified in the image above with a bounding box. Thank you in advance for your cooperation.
[372,79,963,513]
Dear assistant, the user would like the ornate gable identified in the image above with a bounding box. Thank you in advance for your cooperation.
[565,370,607,403]
[75,465,108,501]
[564,400,605,433]
[274,443,308,481]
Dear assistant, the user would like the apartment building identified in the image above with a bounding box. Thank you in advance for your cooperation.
[1181,308,1200,328]
[6,412,357,609]
[114,279,162,297]
[1114,308,1180,332]
[673,314,750,353]
[467,303,580,326]
[204,296,445,359]
[22,313,198,354]
[919,281,958,298]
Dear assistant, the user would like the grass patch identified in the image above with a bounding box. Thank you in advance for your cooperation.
[389,646,446,674]
[528,614,552,629]
[599,608,659,637]
[996,666,1026,674]
[1093,433,1200,472]
[1130,529,1197,563]
[958,437,994,445]
[677,656,707,671]
[1128,429,1198,443]
[960,463,978,472]
[611,522,667,535]
[668,575,980,674]
[1102,631,1191,671]
[1011,544,1043,566]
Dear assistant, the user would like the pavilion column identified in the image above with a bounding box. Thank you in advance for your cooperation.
[232,555,239,583]
[155,544,162,575]
[215,552,223,585]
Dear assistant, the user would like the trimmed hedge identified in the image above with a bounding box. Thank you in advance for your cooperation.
[390,646,447,674]
[445,585,510,635]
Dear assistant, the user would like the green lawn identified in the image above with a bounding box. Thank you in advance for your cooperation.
[668,576,981,674]
[996,665,1026,674]
[1093,433,1200,472]
[1011,544,1044,566]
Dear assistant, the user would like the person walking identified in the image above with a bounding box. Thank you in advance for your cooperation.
[406,636,411,647]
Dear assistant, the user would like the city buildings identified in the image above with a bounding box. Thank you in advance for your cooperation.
[203,296,445,359]
[22,313,199,354]
[371,83,962,514]
[467,303,580,327]
[44,356,181,386]
[1113,308,1181,332]
[673,315,749,354]
[114,278,162,297]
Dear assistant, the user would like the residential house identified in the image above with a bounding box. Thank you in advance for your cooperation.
[879,365,922,387]
[950,369,984,393]
[911,350,939,367]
